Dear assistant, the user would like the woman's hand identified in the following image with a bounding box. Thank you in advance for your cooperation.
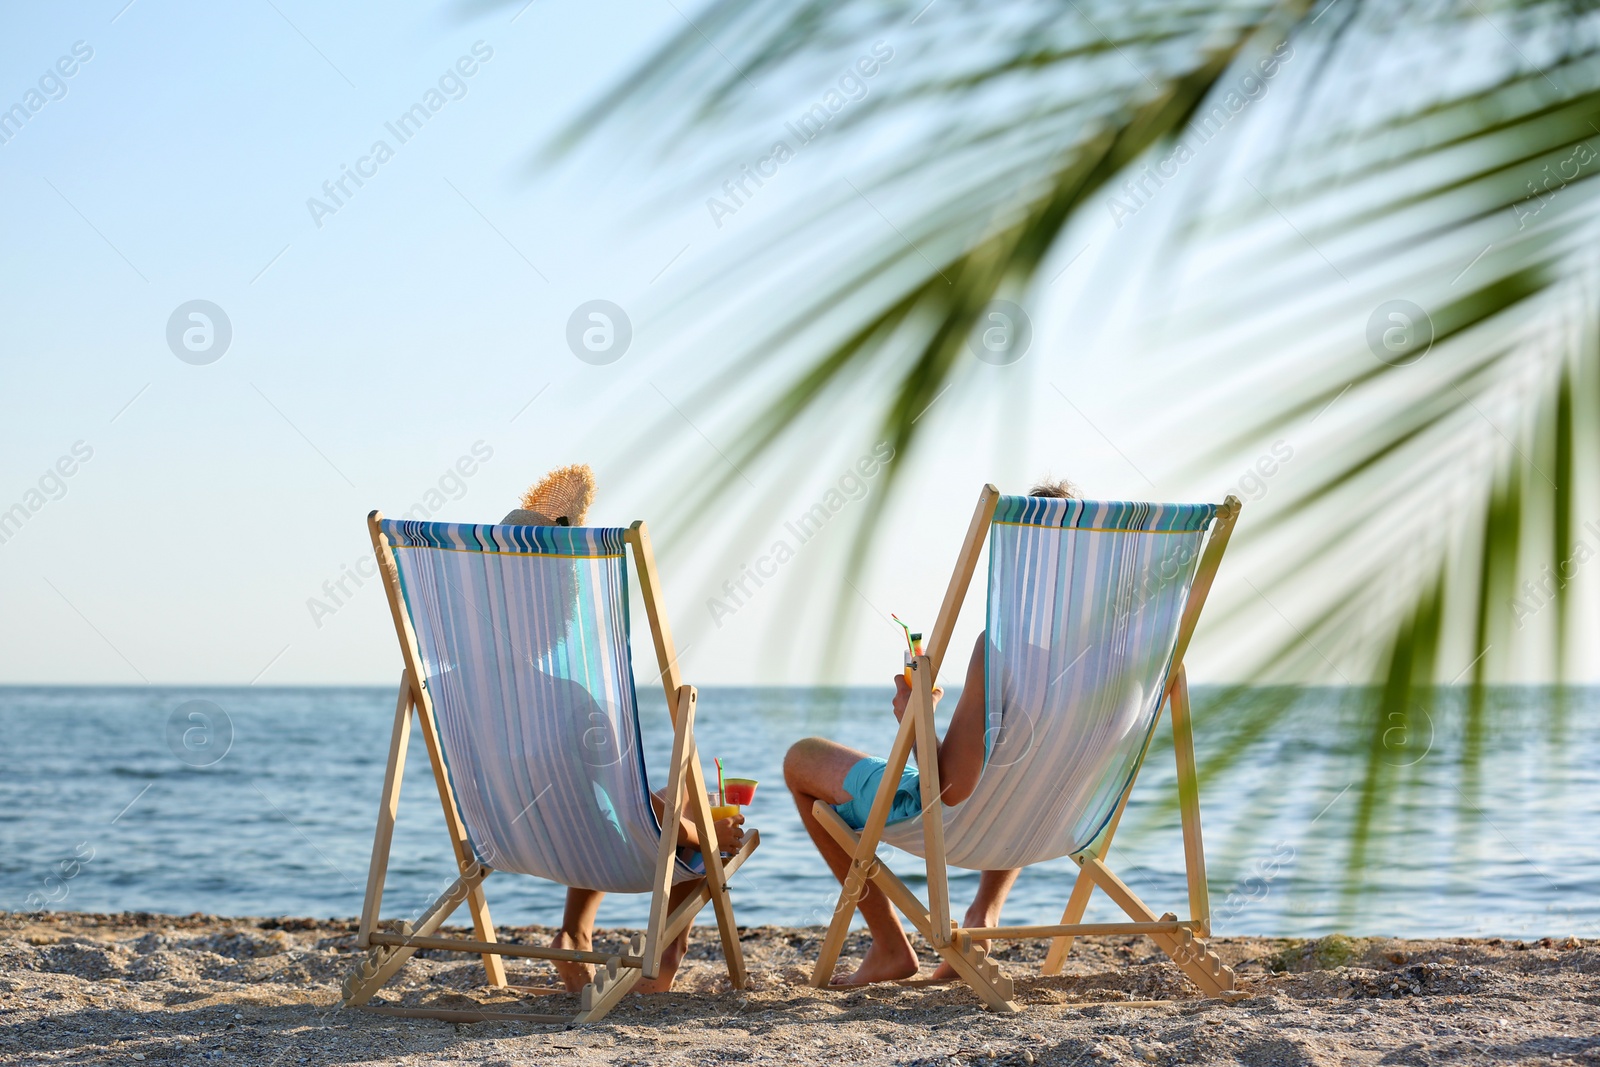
[712,813,745,853]
[891,673,943,723]
[653,789,747,853]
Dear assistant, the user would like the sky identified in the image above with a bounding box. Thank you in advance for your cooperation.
[1,0,1487,688]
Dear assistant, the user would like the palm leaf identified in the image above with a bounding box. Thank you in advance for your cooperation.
[500,0,1600,890]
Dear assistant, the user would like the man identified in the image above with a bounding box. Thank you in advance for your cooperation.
[783,478,1075,984]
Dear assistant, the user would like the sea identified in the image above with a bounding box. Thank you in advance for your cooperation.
[1,685,1595,939]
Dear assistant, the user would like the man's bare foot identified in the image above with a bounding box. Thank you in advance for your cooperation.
[635,932,688,994]
[550,930,594,993]
[831,936,920,986]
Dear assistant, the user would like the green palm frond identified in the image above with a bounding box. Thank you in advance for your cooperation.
[584,3,1304,654]
[500,0,1600,888]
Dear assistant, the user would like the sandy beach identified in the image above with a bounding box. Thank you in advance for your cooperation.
[1,912,1594,1065]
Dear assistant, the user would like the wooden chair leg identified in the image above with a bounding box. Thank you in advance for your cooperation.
[464,883,506,987]
[1041,862,1098,975]
[1080,856,1236,999]
[685,736,748,989]
[1045,670,1186,975]
[1169,667,1212,936]
[341,864,489,1007]
[358,674,413,949]
[572,936,646,1024]
[645,686,696,979]
[813,805,1018,1013]
[1044,756,1140,975]
[910,655,951,944]
[812,849,871,986]
[810,709,921,987]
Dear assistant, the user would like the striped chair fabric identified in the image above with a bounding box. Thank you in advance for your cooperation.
[880,497,1217,870]
[378,519,700,893]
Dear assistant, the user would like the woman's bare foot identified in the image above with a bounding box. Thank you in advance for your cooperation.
[928,943,986,983]
[550,930,594,993]
[831,935,920,986]
[635,931,689,994]
[929,910,998,982]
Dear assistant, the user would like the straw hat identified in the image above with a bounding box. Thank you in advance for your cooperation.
[502,463,595,527]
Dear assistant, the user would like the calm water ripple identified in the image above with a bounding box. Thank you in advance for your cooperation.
[1,685,1594,938]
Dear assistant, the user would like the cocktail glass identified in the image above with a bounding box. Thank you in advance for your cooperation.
[722,778,758,807]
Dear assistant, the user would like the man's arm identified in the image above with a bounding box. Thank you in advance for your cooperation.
[891,632,988,807]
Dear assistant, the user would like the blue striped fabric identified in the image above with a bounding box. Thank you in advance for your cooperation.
[881,497,1217,870]
[382,520,628,558]
[379,519,699,893]
[992,495,1216,533]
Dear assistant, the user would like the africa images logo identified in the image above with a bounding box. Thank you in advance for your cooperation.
[166,301,232,365]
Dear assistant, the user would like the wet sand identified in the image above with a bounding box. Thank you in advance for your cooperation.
[1,912,1595,1065]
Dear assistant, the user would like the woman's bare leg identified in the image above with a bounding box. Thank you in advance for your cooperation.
[635,878,701,994]
[929,868,1021,981]
[784,737,919,985]
[551,887,604,992]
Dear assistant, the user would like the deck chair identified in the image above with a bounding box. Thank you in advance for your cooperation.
[341,513,759,1025]
[810,486,1242,1012]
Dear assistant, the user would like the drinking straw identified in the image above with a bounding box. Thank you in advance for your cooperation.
[715,757,725,803]
[890,613,916,656]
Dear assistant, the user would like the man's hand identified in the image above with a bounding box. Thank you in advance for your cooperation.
[891,673,943,723]
[713,813,745,853]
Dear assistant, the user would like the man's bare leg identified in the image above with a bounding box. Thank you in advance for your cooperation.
[636,878,701,994]
[929,868,1021,982]
[551,886,603,992]
[785,737,919,985]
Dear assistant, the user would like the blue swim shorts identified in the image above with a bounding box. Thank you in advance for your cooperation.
[834,756,923,830]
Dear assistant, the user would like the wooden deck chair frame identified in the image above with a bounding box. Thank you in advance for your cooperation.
[340,513,758,1025]
[808,486,1243,1012]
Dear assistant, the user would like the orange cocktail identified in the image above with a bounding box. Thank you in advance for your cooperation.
[709,793,740,822]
